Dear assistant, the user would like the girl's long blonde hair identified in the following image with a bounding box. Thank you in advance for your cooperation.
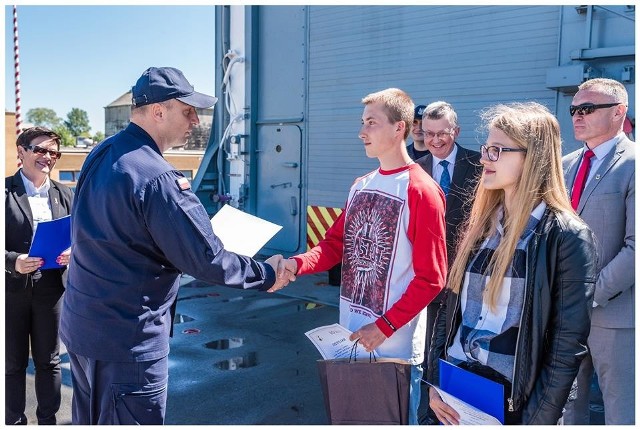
[449,102,578,312]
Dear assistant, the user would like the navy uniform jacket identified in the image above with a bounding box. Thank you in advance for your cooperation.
[60,123,275,362]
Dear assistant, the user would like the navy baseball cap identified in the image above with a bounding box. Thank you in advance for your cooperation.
[131,67,218,108]
[414,105,426,120]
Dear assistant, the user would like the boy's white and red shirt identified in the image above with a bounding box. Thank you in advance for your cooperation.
[293,163,447,364]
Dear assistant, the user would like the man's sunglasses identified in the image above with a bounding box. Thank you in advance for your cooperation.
[569,103,621,117]
[25,145,62,159]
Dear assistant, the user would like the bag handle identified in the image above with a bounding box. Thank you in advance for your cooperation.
[349,339,377,363]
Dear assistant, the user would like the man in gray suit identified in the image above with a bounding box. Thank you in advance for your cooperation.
[562,78,635,425]
[415,102,481,423]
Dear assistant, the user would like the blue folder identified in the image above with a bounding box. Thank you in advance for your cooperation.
[439,359,505,423]
[28,215,71,270]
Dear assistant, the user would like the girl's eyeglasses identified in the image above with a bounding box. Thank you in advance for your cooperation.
[480,145,526,162]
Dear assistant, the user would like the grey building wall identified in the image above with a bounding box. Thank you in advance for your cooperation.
[206,5,634,254]
[303,5,634,208]
[306,5,563,207]
[105,105,131,138]
[552,6,635,153]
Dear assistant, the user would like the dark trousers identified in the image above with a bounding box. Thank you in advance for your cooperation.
[5,285,63,425]
[68,352,168,425]
[562,352,593,424]
[424,294,445,364]
[422,294,445,424]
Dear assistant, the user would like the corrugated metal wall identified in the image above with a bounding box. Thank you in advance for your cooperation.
[207,5,633,254]
[306,5,561,207]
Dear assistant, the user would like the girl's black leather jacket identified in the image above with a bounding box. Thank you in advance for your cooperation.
[427,208,597,424]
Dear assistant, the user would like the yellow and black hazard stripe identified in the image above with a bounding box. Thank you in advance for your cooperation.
[306,205,343,250]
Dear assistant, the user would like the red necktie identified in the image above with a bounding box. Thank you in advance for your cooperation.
[571,149,595,210]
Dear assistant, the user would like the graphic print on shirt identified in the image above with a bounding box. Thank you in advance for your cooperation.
[341,189,403,315]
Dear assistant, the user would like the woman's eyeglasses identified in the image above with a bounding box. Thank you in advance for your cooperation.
[569,103,621,117]
[480,145,526,162]
[25,145,62,159]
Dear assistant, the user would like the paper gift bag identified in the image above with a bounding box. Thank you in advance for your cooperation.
[317,357,411,425]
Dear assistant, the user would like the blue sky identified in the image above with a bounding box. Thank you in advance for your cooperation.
[4,5,216,133]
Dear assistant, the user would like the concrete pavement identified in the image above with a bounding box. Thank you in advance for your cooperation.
[22,270,605,425]
[24,271,340,425]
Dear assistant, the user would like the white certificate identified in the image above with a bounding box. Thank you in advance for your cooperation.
[305,323,369,360]
[431,385,502,425]
[210,205,282,257]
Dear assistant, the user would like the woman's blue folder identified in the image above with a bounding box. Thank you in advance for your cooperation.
[28,215,71,270]
[439,359,505,424]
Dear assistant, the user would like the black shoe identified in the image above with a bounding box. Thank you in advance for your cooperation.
[6,414,28,425]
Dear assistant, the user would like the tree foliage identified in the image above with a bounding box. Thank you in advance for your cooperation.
[26,107,61,129]
[53,124,75,147]
[185,124,212,150]
[93,131,105,144]
[64,108,91,137]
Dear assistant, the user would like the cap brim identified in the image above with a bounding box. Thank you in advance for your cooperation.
[176,92,218,108]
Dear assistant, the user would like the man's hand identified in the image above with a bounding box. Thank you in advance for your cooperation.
[15,254,43,274]
[278,258,298,279]
[265,255,297,292]
[348,322,387,352]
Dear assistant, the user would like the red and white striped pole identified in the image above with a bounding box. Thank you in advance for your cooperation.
[14,5,22,136]
[14,5,22,168]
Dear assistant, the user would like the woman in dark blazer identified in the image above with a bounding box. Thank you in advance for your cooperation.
[5,127,73,425]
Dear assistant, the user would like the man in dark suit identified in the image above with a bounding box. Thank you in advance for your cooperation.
[562,78,635,425]
[415,101,481,399]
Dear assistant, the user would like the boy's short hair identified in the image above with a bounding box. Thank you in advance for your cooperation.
[362,88,414,140]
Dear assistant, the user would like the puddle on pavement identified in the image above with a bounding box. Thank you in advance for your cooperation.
[220,293,260,303]
[205,338,245,350]
[303,302,324,310]
[182,280,214,288]
[278,302,324,315]
[244,301,325,320]
[214,352,258,370]
[174,313,195,323]
[177,293,220,301]
[222,296,246,302]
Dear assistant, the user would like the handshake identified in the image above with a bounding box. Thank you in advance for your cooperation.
[264,255,298,293]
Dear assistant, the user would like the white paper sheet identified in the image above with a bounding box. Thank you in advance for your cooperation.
[305,323,369,360]
[210,205,282,257]
[431,385,502,425]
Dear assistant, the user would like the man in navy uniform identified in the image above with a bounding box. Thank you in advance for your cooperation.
[60,67,293,425]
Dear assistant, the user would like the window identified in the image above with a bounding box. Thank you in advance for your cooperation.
[59,171,81,182]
